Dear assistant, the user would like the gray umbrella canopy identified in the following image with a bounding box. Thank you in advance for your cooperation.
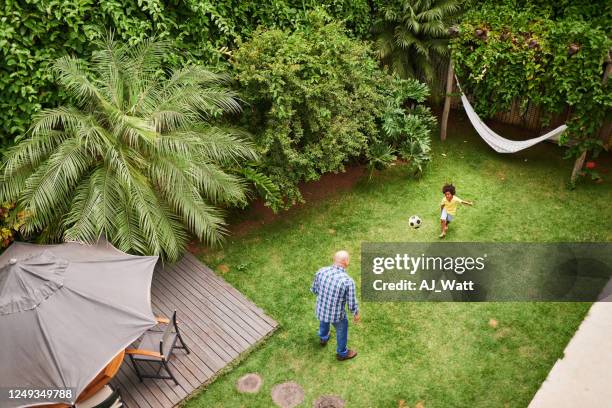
[0,241,158,407]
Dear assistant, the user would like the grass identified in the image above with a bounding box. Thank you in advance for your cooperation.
[185,116,611,408]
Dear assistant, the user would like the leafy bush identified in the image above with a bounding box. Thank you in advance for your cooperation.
[0,37,257,261]
[0,203,25,249]
[382,105,436,176]
[478,0,611,27]
[0,0,377,145]
[232,11,436,207]
[451,4,611,157]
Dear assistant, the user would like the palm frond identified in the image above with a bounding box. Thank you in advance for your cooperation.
[20,138,93,232]
[374,0,461,80]
[53,56,102,105]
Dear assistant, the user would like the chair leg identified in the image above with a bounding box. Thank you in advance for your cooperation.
[173,317,191,355]
[162,360,179,385]
[128,355,144,382]
[175,331,190,354]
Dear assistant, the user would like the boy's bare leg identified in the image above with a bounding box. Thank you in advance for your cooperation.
[439,219,447,238]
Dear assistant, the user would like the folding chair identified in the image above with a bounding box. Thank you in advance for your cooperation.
[125,311,190,385]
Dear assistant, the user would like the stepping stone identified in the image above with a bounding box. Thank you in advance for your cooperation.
[271,381,305,408]
[313,395,345,408]
[236,373,262,393]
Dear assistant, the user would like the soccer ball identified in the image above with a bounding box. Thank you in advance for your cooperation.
[409,215,422,229]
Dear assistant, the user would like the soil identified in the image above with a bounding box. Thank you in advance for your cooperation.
[227,164,367,237]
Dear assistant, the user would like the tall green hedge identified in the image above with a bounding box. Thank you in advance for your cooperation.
[0,0,378,145]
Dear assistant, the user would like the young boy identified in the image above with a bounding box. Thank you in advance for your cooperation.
[439,183,473,238]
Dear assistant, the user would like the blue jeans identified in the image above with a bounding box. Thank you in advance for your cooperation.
[319,317,348,357]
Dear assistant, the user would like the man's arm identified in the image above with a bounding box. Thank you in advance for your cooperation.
[310,271,320,295]
[347,279,359,321]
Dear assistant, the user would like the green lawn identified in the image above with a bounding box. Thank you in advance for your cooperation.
[185,117,611,408]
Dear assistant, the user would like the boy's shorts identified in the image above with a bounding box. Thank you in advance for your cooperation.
[441,208,453,222]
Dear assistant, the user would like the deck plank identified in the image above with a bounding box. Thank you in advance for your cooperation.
[111,255,278,407]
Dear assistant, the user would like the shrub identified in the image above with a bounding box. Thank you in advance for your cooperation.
[0,203,25,249]
[232,11,436,208]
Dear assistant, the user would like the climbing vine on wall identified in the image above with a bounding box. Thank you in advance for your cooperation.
[450,4,611,158]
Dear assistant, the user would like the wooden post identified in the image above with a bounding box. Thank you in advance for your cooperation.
[440,60,454,141]
[603,54,612,82]
[570,56,610,184]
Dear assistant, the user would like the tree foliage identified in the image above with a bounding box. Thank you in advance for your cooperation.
[0,36,257,261]
[0,202,25,250]
[381,86,437,175]
[0,0,378,145]
[232,11,435,208]
[450,3,611,157]
[373,0,463,83]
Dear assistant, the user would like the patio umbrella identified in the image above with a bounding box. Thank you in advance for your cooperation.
[0,240,158,408]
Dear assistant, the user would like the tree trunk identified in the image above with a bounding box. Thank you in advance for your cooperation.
[440,60,454,141]
[570,150,587,185]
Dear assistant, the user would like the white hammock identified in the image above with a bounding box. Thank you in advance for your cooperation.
[457,80,567,153]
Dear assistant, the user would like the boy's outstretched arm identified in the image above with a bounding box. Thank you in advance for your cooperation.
[461,199,474,206]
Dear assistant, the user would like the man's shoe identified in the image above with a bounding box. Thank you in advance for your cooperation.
[336,349,357,361]
[320,338,328,346]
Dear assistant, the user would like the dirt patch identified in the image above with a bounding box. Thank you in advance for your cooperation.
[228,164,366,237]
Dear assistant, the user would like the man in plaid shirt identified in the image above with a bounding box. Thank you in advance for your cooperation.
[310,250,360,360]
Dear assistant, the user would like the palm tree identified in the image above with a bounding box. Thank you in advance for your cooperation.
[0,35,257,261]
[373,0,462,83]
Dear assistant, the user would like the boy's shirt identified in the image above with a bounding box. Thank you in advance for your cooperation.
[441,196,462,215]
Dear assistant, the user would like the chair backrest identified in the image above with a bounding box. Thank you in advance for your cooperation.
[159,310,177,359]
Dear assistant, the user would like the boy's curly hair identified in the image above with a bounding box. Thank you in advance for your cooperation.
[442,183,456,195]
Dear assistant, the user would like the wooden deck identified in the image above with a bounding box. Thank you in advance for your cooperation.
[111,253,278,408]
